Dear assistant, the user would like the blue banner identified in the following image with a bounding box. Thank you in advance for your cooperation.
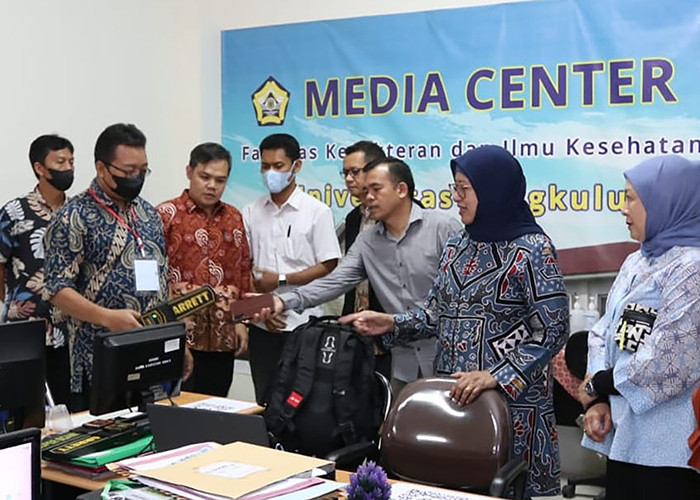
[221,0,700,249]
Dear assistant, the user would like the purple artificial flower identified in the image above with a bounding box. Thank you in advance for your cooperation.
[345,461,391,500]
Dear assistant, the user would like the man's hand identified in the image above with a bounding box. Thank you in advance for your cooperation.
[247,294,284,323]
[234,323,249,355]
[583,401,613,442]
[449,371,497,406]
[265,314,287,333]
[182,345,194,382]
[338,311,394,336]
[253,268,279,293]
[100,309,141,332]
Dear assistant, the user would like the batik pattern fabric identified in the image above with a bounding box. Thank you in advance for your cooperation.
[387,231,569,497]
[43,179,168,393]
[0,186,66,347]
[157,190,251,352]
[584,246,700,468]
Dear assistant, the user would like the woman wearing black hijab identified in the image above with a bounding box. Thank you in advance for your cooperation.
[341,145,569,497]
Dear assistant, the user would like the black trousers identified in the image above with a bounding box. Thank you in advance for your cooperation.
[606,459,700,500]
[247,324,287,405]
[182,349,236,397]
[46,345,71,407]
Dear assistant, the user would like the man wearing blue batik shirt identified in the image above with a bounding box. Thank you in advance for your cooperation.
[42,123,191,411]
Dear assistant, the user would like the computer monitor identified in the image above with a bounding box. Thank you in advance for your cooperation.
[0,427,41,499]
[90,322,186,415]
[0,319,46,432]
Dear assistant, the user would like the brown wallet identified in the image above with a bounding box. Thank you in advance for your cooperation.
[230,294,275,321]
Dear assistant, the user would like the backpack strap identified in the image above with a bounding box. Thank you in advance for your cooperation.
[331,328,363,446]
[266,325,323,438]
[355,334,379,428]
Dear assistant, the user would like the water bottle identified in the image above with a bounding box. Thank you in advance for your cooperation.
[584,295,600,330]
[569,293,587,334]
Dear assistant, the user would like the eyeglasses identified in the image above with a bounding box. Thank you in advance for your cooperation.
[339,167,363,179]
[104,161,152,178]
[449,183,472,198]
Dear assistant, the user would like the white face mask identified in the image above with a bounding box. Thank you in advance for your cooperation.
[263,167,295,194]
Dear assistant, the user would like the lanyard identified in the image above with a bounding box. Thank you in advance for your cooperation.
[88,188,146,257]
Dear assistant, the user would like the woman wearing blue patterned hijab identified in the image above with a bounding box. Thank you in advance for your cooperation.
[343,145,568,497]
[624,154,700,257]
[581,155,700,499]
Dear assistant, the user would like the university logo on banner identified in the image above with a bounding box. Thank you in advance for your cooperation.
[251,76,290,126]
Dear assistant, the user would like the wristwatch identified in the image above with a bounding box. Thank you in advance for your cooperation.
[585,378,598,398]
[277,274,287,287]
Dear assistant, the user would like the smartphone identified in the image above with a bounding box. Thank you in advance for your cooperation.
[82,418,115,430]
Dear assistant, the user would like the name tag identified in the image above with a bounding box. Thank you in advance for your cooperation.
[134,259,160,291]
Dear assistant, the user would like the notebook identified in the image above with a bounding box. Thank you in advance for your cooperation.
[147,404,270,452]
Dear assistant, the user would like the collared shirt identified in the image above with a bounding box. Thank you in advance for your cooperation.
[584,246,700,469]
[280,204,462,380]
[157,190,251,352]
[0,186,67,347]
[243,187,341,331]
[43,179,168,393]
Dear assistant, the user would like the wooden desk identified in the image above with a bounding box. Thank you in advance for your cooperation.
[334,471,500,500]
[41,392,264,491]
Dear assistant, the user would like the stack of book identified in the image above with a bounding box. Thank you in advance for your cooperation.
[43,433,154,480]
[107,441,343,500]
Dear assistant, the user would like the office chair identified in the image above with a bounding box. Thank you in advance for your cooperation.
[556,330,606,500]
[377,378,527,499]
[324,371,392,471]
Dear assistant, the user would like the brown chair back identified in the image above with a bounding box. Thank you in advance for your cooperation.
[380,378,512,489]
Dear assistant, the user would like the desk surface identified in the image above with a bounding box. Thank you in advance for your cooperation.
[335,471,499,500]
[41,392,264,490]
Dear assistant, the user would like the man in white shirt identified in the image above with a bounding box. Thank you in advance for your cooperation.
[243,133,341,404]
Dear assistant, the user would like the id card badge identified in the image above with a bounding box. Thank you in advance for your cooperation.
[134,259,160,292]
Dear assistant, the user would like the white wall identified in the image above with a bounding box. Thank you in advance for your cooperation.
[0,0,201,205]
[0,0,528,208]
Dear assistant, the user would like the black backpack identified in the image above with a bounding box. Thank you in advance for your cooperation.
[263,316,380,457]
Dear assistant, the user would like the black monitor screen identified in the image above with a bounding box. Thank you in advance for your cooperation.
[90,322,186,415]
[0,320,46,432]
[0,427,41,497]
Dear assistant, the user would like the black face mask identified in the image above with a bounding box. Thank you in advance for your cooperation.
[46,168,74,191]
[112,172,146,201]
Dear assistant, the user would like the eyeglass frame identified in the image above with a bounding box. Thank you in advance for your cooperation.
[339,167,364,179]
[103,161,152,178]
[448,182,473,198]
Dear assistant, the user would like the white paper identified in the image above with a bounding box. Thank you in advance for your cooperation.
[111,443,220,472]
[391,482,482,500]
[135,475,230,500]
[197,461,266,479]
[135,259,160,291]
[182,397,258,413]
[69,407,141,427]
[270,480,344,500]
[103,486,173,500]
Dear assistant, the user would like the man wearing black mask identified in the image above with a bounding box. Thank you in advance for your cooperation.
[42,124,192,411]
[0,134,75,407]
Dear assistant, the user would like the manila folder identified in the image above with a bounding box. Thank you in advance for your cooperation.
[137,441,333,498]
